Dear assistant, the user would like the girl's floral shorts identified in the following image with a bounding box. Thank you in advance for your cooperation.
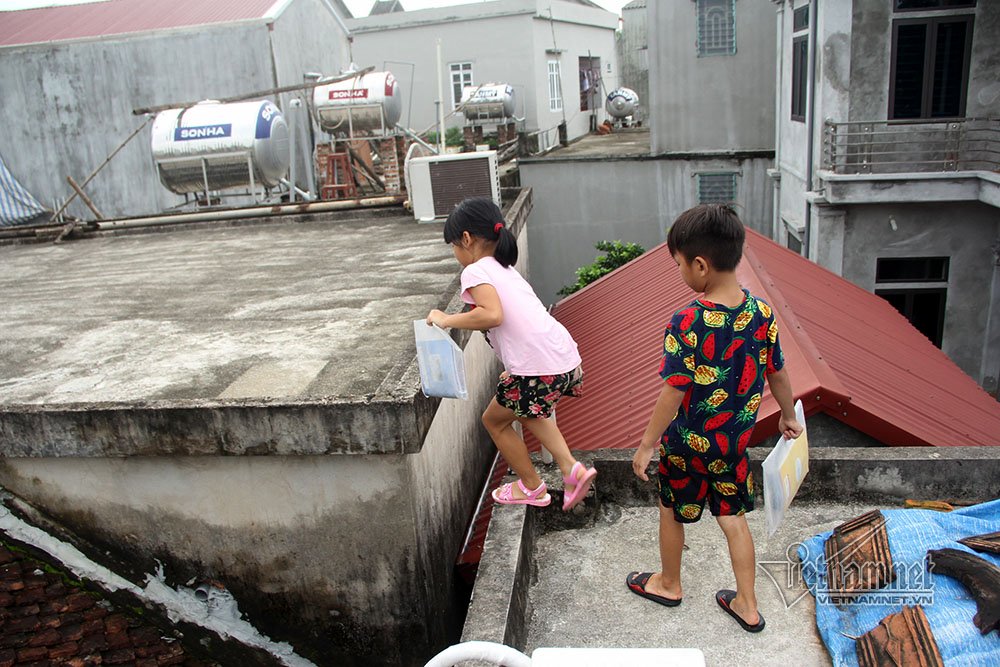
[496,366,583,418]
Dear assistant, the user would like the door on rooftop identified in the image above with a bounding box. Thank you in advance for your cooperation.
[579,57,601,113]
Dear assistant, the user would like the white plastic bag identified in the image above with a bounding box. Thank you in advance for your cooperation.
[762,399,808,536]
[413,320,468,399]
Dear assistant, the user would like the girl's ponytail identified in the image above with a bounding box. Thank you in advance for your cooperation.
[443,197,519,268]
[492,221,517,268]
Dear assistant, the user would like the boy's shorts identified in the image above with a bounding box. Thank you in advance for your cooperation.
[496,366,583,419]
[658,448,754,523]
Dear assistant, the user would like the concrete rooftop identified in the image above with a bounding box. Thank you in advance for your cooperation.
[0,205,469,457]
[460,447,1000,666]
[522,128,651,161]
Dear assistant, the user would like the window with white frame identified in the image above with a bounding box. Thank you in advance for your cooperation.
[696,0,736,56]
[697,172,737,203]
[450,62,473,109]
[547,60,563,112]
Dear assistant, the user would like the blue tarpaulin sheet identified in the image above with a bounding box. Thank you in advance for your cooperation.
[799,499,1000,666]
[0,152,47,226]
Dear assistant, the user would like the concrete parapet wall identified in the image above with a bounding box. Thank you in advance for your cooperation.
[0,191,536,665]
[595,447,1000,507]
[0,331,501,665]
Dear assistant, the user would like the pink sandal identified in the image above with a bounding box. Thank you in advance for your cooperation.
[492,479,552,507]
[562,462,597,511]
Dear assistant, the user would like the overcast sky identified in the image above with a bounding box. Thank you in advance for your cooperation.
[0,0,631,17]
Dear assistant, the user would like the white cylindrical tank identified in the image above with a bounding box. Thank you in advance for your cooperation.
[151,100,289,195]
[605,87,639,119]
[313,71,402,134]
[460,84,515,121]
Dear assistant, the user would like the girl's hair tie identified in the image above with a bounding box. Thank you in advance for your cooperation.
[494,222,504,234]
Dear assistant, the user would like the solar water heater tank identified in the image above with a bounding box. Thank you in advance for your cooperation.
[460,84,515,120]
[313,71,402,134]
[605,87,639,119]
[151,100,290,194]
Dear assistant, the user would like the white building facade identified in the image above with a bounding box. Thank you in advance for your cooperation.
[347,0,619,148]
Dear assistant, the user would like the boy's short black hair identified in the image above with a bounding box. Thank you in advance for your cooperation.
[666,204,745,271]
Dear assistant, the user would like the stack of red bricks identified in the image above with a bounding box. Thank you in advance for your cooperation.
[0,542,206,666]
[378,135,406,194]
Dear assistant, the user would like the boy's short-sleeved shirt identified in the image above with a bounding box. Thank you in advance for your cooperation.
[658,288,784,461]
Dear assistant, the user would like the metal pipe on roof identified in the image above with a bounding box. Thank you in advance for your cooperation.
[803,0,818,259]
[89,195,406,231]
[396,125,439,155]
[288,100,298,202]
[436,39,446,153]
[131,66,374,117]
[771,1,785,242]
[278,179,314,201]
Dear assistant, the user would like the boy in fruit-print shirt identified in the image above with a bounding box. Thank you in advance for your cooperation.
[626,204,803,634]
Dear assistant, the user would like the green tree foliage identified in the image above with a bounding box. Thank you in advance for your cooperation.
[425,127,465,147]
[558,240,646,296]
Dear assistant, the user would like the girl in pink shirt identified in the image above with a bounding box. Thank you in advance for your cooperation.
[426,197,597,510]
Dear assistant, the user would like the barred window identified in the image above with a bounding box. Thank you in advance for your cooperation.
[697,0,736,57]
[697,173,737,203]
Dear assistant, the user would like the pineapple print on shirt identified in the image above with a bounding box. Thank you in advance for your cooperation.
[655,289,785,522]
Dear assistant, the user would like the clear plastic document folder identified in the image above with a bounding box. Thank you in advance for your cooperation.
[413,320,468,400]
[763,399,808,536]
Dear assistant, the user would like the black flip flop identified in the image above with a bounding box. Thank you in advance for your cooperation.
[625,571,682,607]
[715,589,765,632]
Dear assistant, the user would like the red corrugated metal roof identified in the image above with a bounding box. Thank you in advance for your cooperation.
[0,0,281,47]
[540,230,1000,451]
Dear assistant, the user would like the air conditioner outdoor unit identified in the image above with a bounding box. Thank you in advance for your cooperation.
[406,151,500,222]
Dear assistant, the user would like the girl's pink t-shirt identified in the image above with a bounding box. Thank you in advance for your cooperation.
[460,256,581,376]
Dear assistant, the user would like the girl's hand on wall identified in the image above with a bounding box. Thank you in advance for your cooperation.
[426,309,449,328]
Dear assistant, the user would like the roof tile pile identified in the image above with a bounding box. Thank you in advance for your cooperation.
[0,541,206,666]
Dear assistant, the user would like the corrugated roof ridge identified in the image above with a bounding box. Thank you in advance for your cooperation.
[748,232,1000,445]
[743,234,851,407]
[771,252,1000,418]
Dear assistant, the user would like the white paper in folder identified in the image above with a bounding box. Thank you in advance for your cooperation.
[413,320,468,399]
[762,399,808,536]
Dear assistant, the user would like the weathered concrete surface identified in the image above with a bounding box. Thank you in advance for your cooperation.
[0,191,536,665]
[0,208,457,456]
[520,129,651,160]
[521,502,847,665]
[461,448,1000,665]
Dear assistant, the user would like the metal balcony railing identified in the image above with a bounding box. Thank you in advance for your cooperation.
[823,118,1000,175]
